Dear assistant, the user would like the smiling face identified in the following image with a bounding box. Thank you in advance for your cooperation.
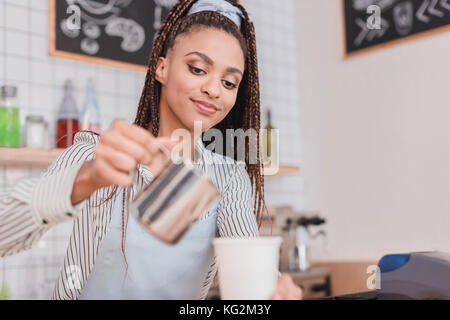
[155,27,246,133]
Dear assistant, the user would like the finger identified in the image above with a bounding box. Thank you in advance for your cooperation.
[156,136,181,151]
[297,286,304,300]
[121,130,169,162]
[95,158,132,187]
[270,278,285,300]
[273,274,299,300]
[95,144,137,173]
[101,131,151,164]
[115,121,157,155]
[281,275,303,300]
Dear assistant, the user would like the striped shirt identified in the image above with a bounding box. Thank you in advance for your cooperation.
[0,131,259,300]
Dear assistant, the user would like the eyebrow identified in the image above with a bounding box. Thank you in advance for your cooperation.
[184,51,243,76]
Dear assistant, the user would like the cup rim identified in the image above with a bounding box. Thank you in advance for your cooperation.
[213,236,282,246]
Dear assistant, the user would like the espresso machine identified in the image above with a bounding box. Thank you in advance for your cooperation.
[282,215,326,272]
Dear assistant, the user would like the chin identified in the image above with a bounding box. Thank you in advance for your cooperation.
[184,114,216,132]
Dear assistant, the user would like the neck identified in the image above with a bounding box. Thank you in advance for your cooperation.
[156,97,201,162]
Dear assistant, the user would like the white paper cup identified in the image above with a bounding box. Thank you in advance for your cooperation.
[213,236,282,300]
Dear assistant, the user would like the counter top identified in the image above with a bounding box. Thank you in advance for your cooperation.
[280,267,330,280]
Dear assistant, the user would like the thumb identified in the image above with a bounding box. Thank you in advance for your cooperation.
[155,136,181,151]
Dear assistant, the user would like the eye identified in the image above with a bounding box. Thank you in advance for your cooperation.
[222,80,238,89]
[188,64,205,75]
[188,64,238,90]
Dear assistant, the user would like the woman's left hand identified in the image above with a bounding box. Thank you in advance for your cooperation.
[270,273,303,300]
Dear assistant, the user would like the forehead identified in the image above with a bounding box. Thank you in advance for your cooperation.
[169,28,245,68]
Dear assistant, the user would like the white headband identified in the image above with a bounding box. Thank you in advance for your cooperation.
[187,0,249,28]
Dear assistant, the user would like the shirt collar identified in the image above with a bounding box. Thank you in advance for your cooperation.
[194,137,207,164]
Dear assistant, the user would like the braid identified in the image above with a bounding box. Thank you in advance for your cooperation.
[135,0,197,136]
[235,3,267,225]
[121,187,128,278]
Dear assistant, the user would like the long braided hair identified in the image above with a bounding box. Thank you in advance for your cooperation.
[107,0,266,273]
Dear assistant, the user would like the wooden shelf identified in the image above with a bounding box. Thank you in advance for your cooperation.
[0,147,301,176]
[0,147,64,167]
[263,164,301,177]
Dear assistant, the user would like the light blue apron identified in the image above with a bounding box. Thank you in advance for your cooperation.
[78,183,219,300]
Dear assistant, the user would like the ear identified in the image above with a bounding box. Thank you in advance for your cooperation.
[155,57,168,85]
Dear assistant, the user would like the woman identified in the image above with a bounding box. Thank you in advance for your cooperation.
[0,0,302,300]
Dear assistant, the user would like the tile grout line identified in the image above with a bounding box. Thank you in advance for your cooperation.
[27,0,31,111]
[2,1,6,81]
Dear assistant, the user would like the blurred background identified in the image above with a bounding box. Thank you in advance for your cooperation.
[0,0,449,299]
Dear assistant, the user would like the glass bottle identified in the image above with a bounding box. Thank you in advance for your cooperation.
[0,282,10,300]
[262,109,275,164]
[0,86,20,147]
[79,78,101,134]
[25,115,47,149]
[56,80,79,148]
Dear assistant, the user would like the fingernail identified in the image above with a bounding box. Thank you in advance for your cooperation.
[271,293,283,300]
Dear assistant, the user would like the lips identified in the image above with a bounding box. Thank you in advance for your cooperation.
[191,99,218,115]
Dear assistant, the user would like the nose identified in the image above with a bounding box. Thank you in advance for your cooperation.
[200,75,221,99]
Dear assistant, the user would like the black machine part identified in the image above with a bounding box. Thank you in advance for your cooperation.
[296,216,326,227]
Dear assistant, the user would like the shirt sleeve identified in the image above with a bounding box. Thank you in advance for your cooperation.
[0,131,98,257]
[216,162,259,238]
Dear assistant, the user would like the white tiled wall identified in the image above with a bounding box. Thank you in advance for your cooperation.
[245,0,304,210]
[0,0,303,299]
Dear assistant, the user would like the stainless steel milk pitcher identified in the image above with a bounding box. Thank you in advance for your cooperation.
[129,146,220,245]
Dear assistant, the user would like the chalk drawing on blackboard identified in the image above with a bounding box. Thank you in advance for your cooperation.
[105,18,145,53]
[354,17,389,45]
[442,0,450,11]
[83,21,101,39]
[66,0,122,25]
[352,0,398,12]
[50,0,179,70]
[61,0,146,55]
[393,2,414,36]
[153,0,179,42]
[60,18,80,38]
[427,0,445,18]
[416,0,446,23]
[343,0,450,57]
[81,37,100,55]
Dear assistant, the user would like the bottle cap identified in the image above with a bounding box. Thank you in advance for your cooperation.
[57,79,79,119]
[26,115,44,122]
[1,86,17,98]
[80,78,100,123]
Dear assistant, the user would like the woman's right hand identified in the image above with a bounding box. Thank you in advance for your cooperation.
[89,119,179,189]
[72,120,179,205]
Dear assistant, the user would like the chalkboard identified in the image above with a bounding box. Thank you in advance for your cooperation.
[49,0,177,71]
[343,0,450,56]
